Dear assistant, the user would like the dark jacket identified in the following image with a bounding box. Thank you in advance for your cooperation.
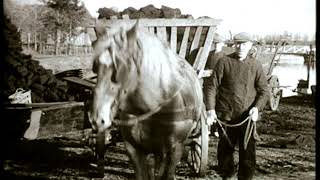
[206,51,225,70]
[203,53,270,121]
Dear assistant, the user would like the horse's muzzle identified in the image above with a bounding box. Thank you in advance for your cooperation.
[88,110,112,132]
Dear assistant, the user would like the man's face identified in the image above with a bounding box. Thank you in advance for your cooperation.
[234,41,253,60]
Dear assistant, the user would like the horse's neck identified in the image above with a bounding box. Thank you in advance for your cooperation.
[127,33,183,112]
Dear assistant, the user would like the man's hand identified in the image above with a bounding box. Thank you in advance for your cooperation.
[206,109,217,126]
[249,107,259,122]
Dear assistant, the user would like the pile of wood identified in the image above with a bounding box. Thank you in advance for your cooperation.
[2,16,79,103]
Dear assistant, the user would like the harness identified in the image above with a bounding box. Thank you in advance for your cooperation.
[215,116,260,150]
[112,85,197,126]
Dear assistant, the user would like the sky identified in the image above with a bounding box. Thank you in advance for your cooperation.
[82,0,316,38]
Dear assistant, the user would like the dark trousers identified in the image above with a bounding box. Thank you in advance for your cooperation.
[217,121,256,180]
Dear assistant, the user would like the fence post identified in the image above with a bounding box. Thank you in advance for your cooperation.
[39,34,42,54]
[34,32,37,51]
[27,33,31,50]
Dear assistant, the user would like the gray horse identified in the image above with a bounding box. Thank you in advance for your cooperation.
[89,21,204,180]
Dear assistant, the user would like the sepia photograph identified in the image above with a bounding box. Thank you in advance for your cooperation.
[2,0,316,179]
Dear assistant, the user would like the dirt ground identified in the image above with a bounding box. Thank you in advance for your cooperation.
[2,95,316,180]
[1,56,316,180]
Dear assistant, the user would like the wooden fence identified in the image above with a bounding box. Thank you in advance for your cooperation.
[22,43,93,55]
[21,30,94,56]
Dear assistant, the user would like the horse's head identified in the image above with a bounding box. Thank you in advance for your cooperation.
[89,22,142,131]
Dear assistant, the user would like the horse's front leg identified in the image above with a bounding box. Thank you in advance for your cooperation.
[124,141,152,180]
[95,129,108,177]
[158,142,184,180]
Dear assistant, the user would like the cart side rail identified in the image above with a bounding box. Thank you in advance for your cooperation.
[89,15,222,78]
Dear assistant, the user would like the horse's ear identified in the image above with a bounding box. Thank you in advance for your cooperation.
[94,21,106,38]
[126,20,139,40]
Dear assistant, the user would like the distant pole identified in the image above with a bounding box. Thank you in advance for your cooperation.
[306,44,312,87]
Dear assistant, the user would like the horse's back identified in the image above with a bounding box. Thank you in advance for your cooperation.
[176,55,203,113]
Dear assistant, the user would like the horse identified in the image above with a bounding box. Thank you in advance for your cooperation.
[89,21,204,180]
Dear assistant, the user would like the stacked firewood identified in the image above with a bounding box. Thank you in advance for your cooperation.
[2,16,80,103]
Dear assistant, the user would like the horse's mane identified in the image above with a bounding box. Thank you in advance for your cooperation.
[135,29,186,94]
[93,22,202,111]
[95,23,186,90]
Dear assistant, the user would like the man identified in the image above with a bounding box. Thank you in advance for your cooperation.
[203,32,269,180]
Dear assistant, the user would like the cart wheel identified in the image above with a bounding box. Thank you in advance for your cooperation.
[187,113,209,176]
[268,75,281,111]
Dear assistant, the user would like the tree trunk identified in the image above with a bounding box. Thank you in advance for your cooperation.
[55,29,60,55]
[69,23,72,55]
[67,35,71,55]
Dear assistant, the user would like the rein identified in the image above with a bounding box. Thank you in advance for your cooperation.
[112,85,184,126]
[216,116,260,150]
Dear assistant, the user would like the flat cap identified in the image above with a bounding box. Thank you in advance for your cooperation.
[212,33,225,43]
[233,32,252,43]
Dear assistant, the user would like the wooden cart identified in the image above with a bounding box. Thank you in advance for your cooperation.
[255,41,285,111]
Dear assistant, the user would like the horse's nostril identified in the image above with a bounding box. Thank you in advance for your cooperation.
[101,120,105,124]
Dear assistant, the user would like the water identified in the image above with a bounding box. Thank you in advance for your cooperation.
[271,55,316,97]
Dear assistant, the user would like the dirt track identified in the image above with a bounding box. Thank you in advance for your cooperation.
[1,94,315,180]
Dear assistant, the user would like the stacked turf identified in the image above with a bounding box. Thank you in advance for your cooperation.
[2,16,75,103]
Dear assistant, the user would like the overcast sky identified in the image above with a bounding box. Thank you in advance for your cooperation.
[82,0,315,37]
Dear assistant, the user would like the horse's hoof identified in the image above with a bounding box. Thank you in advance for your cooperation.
[97,160,105,178]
